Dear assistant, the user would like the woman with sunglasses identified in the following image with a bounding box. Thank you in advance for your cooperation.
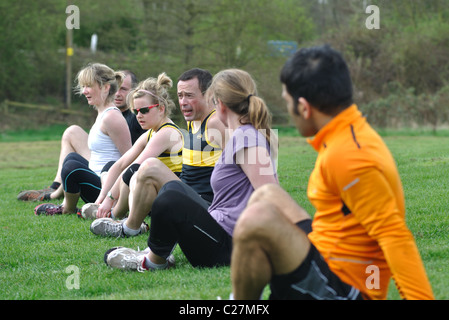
[34,63,133,216]
[83,72,183,223]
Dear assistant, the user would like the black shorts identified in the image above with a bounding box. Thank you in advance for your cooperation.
[269,221,364,300]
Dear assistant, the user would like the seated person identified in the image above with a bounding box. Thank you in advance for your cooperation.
[34,63,132,215]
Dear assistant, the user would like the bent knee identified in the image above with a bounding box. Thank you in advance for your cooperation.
[136,158,177,188]
[62,125,84,140]
[248,183,283,205]
[136,158,164,180]
[233,201,279,243]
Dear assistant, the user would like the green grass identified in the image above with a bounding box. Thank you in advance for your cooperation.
[0,124,69,142]
[0,126,448,300]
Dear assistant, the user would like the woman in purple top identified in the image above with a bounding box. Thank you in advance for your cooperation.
[104,69,279,271]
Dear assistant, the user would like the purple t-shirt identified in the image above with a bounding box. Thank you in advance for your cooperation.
[208,124,275,236]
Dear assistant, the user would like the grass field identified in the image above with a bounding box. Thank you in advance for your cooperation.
[0,126,448,300]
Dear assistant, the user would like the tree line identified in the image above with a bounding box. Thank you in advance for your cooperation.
[1,0,448,127]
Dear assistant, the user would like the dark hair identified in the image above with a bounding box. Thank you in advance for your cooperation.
[178,68,213,94]
[121,70,139,88]
[280,44,353,115]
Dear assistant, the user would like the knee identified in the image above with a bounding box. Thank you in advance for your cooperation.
[247,183,283,206]
[153,189,176,210]
[62,152,79,168]
[62,125,83,143]
[233,201,278,245]
[151,189,183,221]
[60,159,80,187]
[61,157,78,177]
[135,158,165,184]
[122,163,141,186]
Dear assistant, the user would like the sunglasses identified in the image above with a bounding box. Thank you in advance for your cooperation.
[132,104,159,115]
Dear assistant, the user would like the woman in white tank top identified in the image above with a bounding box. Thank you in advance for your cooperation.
[34,63,132,216]
[88,106,125,175]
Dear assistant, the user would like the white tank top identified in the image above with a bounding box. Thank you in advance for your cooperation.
[88,107,122,175]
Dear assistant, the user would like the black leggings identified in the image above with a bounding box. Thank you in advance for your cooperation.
[148,180,233,268]
[60,152,104,204]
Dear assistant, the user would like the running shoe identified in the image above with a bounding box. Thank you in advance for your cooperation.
[90,218,149,237]
[17,188,54,201]
[104,247,175,272]
[80,203,99,220]
[34,203,63,216]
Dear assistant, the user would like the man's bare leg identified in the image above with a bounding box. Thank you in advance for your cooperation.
[125,158,180,230]
[110,180,130,220]
[61,191,81,214]
[231,184,311,300]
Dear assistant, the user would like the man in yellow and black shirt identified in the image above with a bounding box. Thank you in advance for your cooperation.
[230,45,434,300]
[180,109,221,203]
[93,69,225,239]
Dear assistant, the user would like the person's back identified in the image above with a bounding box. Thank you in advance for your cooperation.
[208,124,275,236]
[306,104,408,299]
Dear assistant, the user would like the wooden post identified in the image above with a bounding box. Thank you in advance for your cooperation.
[65,0,73,109]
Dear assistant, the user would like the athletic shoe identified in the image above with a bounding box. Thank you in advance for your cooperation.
[34,203,63,216]
[90,218,149,237]
[80,203,99,219]
[103,246,152,264]
[17,188,54,202]
[104,247,175,272]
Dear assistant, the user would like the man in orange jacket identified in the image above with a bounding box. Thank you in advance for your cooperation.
[230,45,434,300]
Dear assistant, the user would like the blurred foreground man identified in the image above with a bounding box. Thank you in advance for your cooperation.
[230,45,434,300]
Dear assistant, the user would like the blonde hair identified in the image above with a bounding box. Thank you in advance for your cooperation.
[128,72,176,117]
[208,69,275,145]
[75,63,124,105]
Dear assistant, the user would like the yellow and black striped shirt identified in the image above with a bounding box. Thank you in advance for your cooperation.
[180,110,222,200]
[147,122,183,175]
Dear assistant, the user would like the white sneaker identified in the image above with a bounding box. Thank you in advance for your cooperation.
[105,247,148,272]
[90,218,149,237]
[104,247,175,272]
[81,203,99,219]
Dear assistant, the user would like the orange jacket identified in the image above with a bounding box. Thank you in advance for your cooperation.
[307,105,434,300]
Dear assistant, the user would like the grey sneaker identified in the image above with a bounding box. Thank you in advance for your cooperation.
[81,203,99,219]
[104,247,175,272]
[90,218,149,237]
